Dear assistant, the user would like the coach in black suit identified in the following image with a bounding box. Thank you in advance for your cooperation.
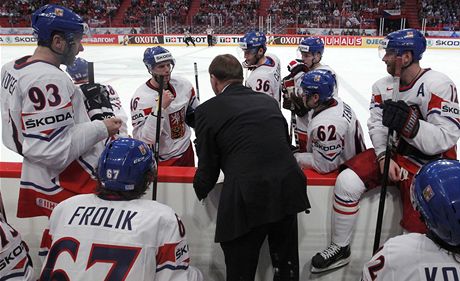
[193,54,310,281]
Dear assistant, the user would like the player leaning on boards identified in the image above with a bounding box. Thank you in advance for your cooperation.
[281,37,338,151]
[310,28,460,273]
[39,138,203,280]
[0,4,121,220]
[362,159,460,281]
[130,46,199,166]
[66,57,129,140]
[293,69,366,174]
[239,31,282,105]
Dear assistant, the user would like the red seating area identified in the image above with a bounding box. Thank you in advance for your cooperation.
[123,0,191,26]
[420,0,460,31]
[0,0,458,32]
[0,0,120,28]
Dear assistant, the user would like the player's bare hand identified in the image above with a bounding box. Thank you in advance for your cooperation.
[161,90,175,109]
[103,117,122,137]
[379,157,402,182]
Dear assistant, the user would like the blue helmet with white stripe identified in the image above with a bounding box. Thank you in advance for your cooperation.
[143,46,175,74]
[411,159,460,246]
[98,138,156,192]
[32,4,88,44]
[379,29,426,61]
[66,57,88,83]
[300,69,336,102]
[239,31,267,52]
[298,37,324,55]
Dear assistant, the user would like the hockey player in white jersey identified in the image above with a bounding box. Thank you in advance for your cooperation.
[0,4,121,219]
[131,46,199,166]
[311,28,460,273]
[0,216,35,281]
[239,31,282,104]
[362,159,460,281]
[293,69,365,173]
[282,37,338,151]
[66,57,129,139]
[39,138,203,281]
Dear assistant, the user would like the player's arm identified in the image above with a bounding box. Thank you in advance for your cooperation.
[155,210,202,281]
[130,91,165,145]
[106,85,129,136]
[294,123,345,174]
[367,82,389,158]
[405,80,460,155]
[193,106,220,200]
[21,79,108,170]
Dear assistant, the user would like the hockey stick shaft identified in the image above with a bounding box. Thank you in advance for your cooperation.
[194,62,200,100]
[152,75,165,201]
[88,61,95,84]
[373,56,402,254]
[0,190,7,222]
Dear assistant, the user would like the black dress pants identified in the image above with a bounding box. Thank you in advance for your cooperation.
[220,214,299,281]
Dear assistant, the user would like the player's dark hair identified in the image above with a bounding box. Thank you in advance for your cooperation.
[427,231,460,255]
[96,169,154,201]
[209,54,243,84]
[37,31,64,47]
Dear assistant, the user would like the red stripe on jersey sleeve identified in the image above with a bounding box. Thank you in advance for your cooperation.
[373,94,383,104]
[156,242,179,265]
[427,93,445,111]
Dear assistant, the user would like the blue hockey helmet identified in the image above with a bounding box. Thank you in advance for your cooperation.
[98,138,156,192]
[239,31,267,52]
[32,4,88,44]
[298,37,324,55]
[411,159,460,246]
[300,69,336,102]
[143,46,175,74]
[379,28,426,61]
[66,57,88,83]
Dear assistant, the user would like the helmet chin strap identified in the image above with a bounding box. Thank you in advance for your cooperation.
[49,40,75,66]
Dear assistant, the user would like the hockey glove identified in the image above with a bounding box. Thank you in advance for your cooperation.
[287,59,309,78]
[281,77,308,117]
[80,83,115,121]
[382,100,420,139]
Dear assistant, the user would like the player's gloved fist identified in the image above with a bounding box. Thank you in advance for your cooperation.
[382,100,420,139]
[287,59,309,76]
[80,83,114,121]
[281,78,295,110]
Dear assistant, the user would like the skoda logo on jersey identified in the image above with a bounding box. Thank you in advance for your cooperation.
[154,53,173,63]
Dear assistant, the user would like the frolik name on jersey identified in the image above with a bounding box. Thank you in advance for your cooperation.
[68,206,138,231]
[0,242,26,271]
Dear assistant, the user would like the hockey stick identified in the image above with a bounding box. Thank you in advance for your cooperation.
[372,56,402,254]
[88,61,95,84]
[0,190,7,222]
[152,75,165,201]
[194,62,200,100]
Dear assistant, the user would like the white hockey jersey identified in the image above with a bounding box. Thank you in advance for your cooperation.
[368,69,460,163]
[131,77,199,161]
[294,64,338,152]
[295,98,365,173]
[39,194,202,281]
[105,84,128,137]
[0,57,108,218]
[245,54,281,105]
[362,233,460,281]
[0,218,34,281]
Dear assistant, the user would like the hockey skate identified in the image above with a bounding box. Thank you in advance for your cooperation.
[311,243,351,273]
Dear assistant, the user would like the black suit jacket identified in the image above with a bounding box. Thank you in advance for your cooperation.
[193,83,310,242]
